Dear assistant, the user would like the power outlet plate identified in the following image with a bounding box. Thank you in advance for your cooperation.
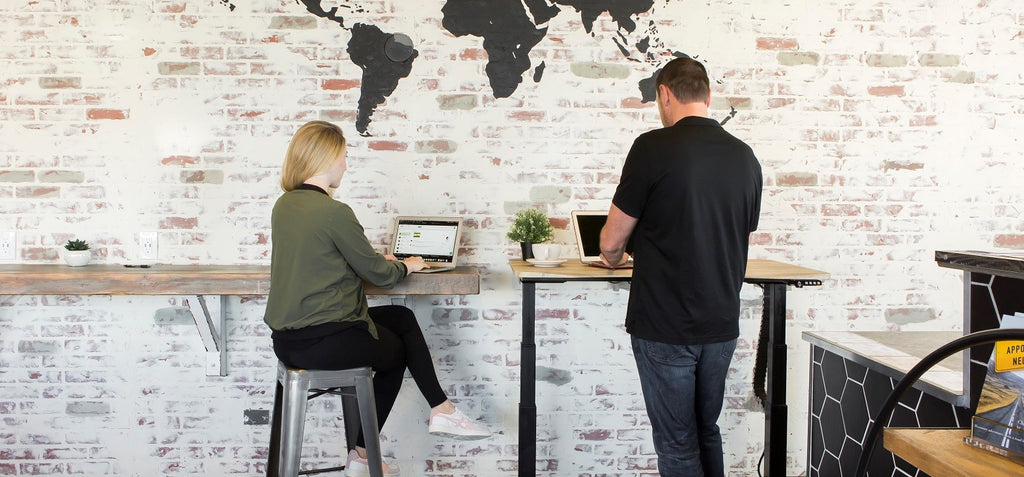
[0,232,14,260]
[139,232,158,260]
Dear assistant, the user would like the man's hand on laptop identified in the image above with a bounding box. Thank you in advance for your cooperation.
[402,256,428,275]
[600,251,631,269]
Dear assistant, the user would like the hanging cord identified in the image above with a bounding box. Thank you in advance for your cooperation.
[855,328,1024,476]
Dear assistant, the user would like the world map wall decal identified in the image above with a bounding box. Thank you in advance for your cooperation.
[289,0,686,135]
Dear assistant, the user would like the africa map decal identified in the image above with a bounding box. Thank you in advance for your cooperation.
[293,0,682,135]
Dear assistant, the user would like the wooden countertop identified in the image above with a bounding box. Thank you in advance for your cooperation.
[885,428,1024,476]
[0,264,480,296]
[936,250,1024,280]
[509,258,829,284]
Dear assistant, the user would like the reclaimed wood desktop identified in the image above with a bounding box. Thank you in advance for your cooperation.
[884,428,1024,476]
[509,258,828,477]
[0,264,480,376]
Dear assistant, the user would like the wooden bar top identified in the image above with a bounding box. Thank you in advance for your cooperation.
[510,258,829,284]
[0,264,480,296]
[936,250,1024,280]
[884,428,1024,476]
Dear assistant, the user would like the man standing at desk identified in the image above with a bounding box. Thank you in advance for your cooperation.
[599,56,762,476]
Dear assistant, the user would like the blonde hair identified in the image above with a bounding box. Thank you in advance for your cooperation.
[280,121,347,191]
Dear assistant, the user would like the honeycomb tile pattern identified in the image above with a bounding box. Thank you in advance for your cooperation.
[807,345,970,477]
[807,270,1024,476]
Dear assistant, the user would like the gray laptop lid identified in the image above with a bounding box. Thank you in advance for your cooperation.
[389,216,462,267]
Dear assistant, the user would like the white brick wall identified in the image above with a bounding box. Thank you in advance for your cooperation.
[2,0,1023,475]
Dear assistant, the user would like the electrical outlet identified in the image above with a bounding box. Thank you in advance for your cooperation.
[0,231,14,260]
[139,232,158,260]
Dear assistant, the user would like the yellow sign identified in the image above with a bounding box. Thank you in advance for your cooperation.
[994,340,1024,372]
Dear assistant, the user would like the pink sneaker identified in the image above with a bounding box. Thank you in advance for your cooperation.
[344,449,400,477]
[428,407,491,439]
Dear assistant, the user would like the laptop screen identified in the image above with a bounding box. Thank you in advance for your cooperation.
[575,213,607,259]
[390,217,461,264]
[572,210,634,261]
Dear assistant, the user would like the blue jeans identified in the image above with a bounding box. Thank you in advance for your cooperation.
[632,335,737,477]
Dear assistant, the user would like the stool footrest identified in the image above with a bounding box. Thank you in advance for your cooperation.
[298,465,346,475]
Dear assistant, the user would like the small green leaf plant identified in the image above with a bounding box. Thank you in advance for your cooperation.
[64,239,90,251]
[507,209,554,244]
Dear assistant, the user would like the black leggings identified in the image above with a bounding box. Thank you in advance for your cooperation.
[272,305,448,447]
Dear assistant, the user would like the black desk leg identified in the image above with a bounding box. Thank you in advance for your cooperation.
[519,282,536,477]
[762,283,788,476]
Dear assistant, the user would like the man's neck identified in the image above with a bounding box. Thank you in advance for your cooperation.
[665,102,709,126]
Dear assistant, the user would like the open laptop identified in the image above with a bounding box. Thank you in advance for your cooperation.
[571,210,633,268]
[389,216,462,273]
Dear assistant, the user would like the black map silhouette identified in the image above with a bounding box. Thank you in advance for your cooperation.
[295,0,671,134]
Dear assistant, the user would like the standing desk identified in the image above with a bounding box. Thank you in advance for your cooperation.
[509,258,828,476]
[0,264,480,376]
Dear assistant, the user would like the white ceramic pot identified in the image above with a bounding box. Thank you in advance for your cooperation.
[63,250,91,267]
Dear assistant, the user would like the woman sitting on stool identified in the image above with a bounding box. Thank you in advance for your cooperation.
[264,120,490,477]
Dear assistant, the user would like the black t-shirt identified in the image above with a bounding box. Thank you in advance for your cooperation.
[612,116,762,345]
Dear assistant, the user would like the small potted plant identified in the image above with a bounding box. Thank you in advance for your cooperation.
[507,208,554,260]
[63,239,91,267]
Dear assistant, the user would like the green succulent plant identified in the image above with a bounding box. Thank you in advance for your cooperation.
[507,209,554,244]
[64,239,90,251]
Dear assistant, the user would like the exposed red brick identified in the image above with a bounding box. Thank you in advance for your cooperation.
[621,97,647,108]
[322,79,361,90]
[580,429,611,440]
[459,48,487,60]
[368,141,408,151]
[867,85,905,97]
[776,172,817,186]
[161,2,187,13]
[508,110,544,121]
[86,109,127,120]
[143,47,156,56]
[160,217,198,229]
[882,160,924,171]
[994,234,1024,249]
[821,204,861,216]
[161,155,200,166]
[756,37,799,50]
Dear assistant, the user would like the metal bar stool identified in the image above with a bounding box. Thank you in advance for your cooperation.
[266,362,384,477]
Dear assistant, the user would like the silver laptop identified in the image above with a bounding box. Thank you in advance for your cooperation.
[571,210,633,267]
[389,216,462,273]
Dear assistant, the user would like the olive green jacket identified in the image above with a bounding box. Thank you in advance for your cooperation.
[263,188,406,338]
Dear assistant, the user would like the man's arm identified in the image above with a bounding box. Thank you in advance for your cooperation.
[599,203,638,268]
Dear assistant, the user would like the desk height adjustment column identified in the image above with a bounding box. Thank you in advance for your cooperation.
[761,283,788,477]
[519,282,537,477]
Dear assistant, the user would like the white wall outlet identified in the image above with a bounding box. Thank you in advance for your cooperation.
[0,232,15,260]
[139,232,158,260]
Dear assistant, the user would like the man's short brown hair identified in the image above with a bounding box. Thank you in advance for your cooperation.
[656,56,710,104]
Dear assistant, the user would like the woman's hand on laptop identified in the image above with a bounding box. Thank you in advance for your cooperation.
[402,256,428,275]
[383,254,398,261]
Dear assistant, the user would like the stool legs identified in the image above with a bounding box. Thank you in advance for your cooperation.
[266,365,384,477]
[354,374,383,477]
[279,372,310,477]
[267,381,284,477]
